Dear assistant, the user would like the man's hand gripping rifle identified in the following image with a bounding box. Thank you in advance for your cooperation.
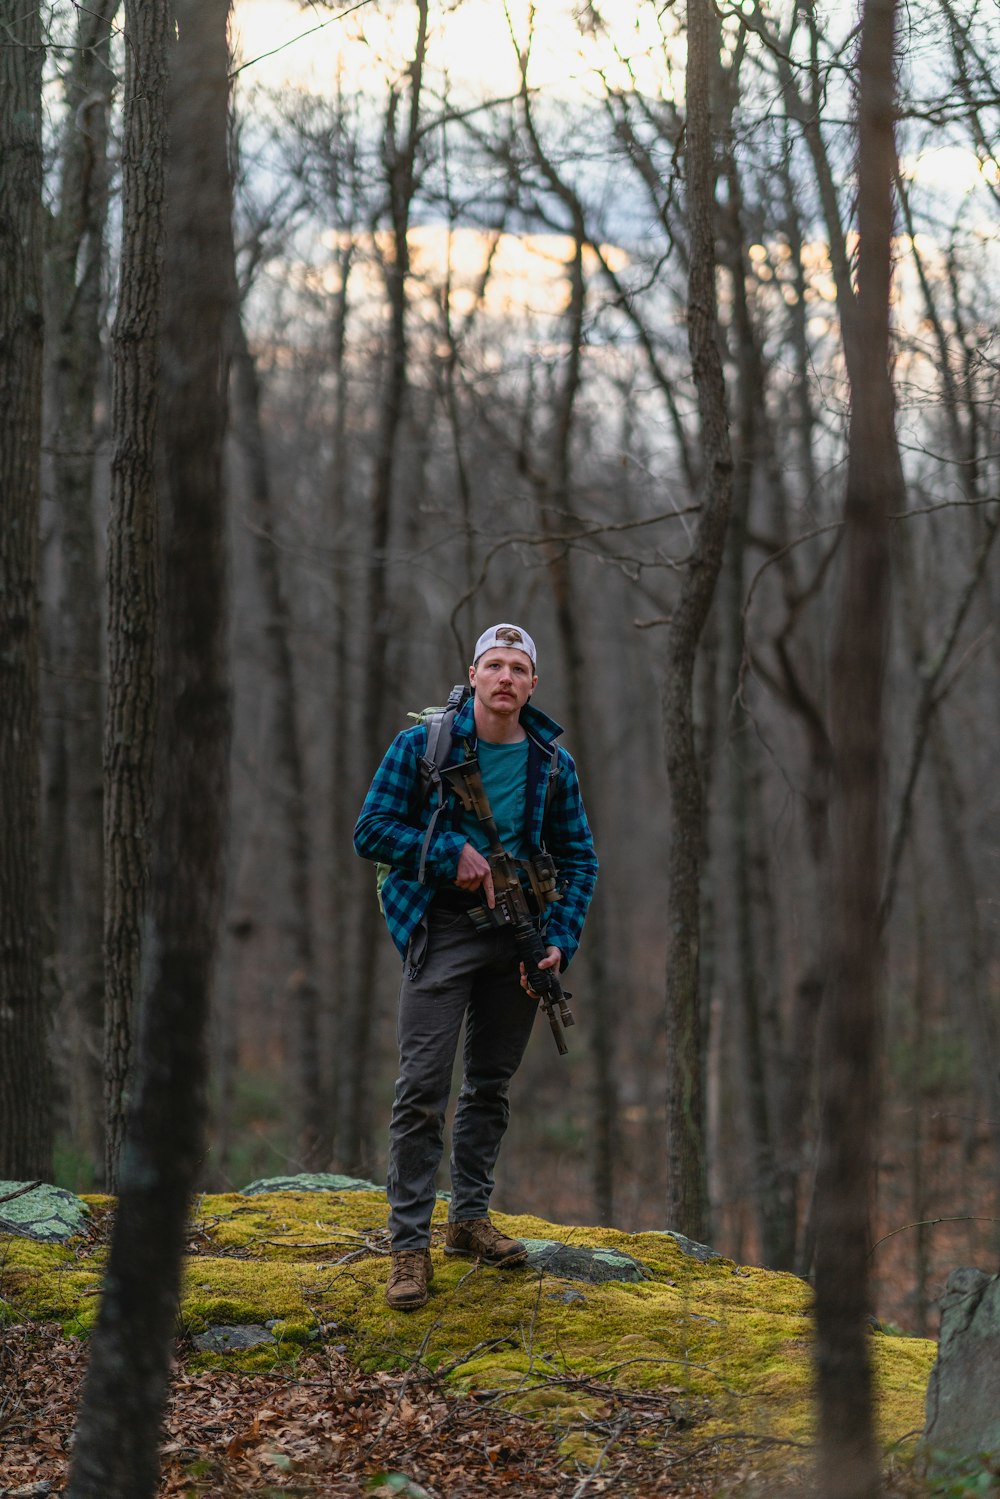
[442,757,576,1056]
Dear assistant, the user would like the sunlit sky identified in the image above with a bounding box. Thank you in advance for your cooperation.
[231,0,678,101]
[232,1,998,196]
[232,0,999,316]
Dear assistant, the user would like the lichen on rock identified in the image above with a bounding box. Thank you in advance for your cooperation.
[242,1173,384,1196]
[0,1180,90,1243]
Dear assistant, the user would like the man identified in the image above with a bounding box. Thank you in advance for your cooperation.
[354,623,598,1310]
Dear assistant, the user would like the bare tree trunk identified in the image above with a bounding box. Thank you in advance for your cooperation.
[928,722,1000,1183]
[663,0,733,1241]
[508,57,620,1219]
[880,501,999,924]
[45,0,117,1184]
[103,0,169,1190]
[813,5,899,1496]
[896,500,1000,1222]
[0,0,52,1182]
[770,143,833,1275]
[229,303,326,1163]
[718,141,787,1267]
[337,0,428,1176]
[66,0,232,1492]
[908,856,930,1338]
[327,236,355,1164]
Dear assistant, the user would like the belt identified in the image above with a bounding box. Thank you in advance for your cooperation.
[431,887,478,913]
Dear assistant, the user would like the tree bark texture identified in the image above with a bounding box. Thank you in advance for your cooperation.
[540,279,618,1222]
[103,0,169,1190]
[230,304,326,1164]
[718,147,789,1269]
[515,71,619,1224]
[0,0,52,1181]
[663,0,733,1242]
[66,0,232,1492]
[337,0,429,1175]
[813,4,899,1497]
[45,0,118,1183]
[326,240,354,1166]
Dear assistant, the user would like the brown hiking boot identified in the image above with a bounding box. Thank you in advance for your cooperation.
[444,1217,528,1267]
[386,1249,433,1310]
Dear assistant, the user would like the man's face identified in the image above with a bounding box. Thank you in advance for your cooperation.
[469,648,537,717]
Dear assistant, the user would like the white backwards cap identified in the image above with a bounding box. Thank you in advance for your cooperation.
[473,622,536,667]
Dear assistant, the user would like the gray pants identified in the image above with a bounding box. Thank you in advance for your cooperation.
[386,906,538,1249]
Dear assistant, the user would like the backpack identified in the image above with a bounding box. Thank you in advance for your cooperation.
[375,684,471,912]
[374,683,560,913]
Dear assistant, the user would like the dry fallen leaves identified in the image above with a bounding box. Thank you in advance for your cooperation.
[0,1320,763,1496]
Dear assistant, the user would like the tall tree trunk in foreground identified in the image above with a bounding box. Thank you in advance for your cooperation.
[813,4,900,1497]
[663,0,732,1241]
[45,0,118,1183]
[66,1,232,1492]
[103,0,169,1190]
[0,0,52,1182]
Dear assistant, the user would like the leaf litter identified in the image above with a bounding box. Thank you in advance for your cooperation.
[0,1320,747,1496]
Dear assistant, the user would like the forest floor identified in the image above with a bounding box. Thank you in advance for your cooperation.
[0,1319,933,1498]
[0,1187,939,1497]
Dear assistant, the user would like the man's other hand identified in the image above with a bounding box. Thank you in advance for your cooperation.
[454,842,495,907]
[520,947,562,996]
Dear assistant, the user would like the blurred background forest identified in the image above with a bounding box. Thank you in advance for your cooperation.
[5,0,999,1335]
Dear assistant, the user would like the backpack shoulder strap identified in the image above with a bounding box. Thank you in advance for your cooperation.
[416,684,469,884]
[541,743,560,832]
[423,706,453,777]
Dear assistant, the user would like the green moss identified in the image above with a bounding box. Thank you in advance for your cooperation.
[2,1262,102,1331]
[872,1332,936,1452]
[79,1194,115,1214]
[179,1256,331,1333]
[193,1190,394,1260]
[0,1238,77,1273]
[6,1187,937,1479]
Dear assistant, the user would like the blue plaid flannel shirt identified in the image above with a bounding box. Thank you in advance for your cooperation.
[354,695,597,970]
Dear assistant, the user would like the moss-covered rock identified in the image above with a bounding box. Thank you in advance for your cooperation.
[242,1172,384,1195]
[522,1239,650,1282]
[0,1185,936,1475]
[0,1180,90,1242]
[241,1172,451,1202]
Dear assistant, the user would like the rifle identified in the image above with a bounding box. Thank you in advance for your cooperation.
[442,756,576,1056]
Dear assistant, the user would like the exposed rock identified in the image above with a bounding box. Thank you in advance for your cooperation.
[0,1181,90,1243]
[242,1173,382,1195]
[192,1323,277,1353]
[647,1230,723,1264]
[241,1172,451,1201]
[522,1239,650,1284]
[923,1266,1000,1466]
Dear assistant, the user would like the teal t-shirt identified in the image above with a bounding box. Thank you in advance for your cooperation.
[458,739,530,859]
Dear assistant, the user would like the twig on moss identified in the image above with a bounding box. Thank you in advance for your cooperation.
[453,1262,482,1292]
